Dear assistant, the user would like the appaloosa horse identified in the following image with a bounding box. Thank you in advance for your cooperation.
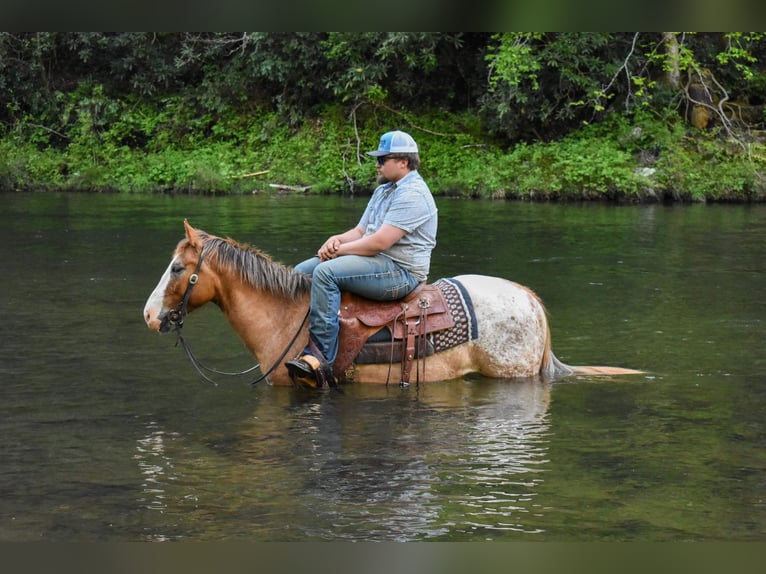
[143,220,641,385]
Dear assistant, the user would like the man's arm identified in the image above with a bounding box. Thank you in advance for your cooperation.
[317,226,365,260]
[331,224,406,258]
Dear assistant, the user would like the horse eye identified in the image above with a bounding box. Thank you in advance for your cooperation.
[171,263,185,274]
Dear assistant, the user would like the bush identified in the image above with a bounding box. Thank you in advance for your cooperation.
[655,135,766,201]
[2,98,766,202]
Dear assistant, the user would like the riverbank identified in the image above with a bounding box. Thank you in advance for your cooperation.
[2,106,765,202]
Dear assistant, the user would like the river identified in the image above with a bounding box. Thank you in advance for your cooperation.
[0,191,764,541]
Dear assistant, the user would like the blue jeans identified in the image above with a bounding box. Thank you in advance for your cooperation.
[294,254,421,366]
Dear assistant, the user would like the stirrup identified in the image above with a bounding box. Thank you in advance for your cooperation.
[285,354,335,388]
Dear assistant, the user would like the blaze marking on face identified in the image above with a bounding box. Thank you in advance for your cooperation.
[143,256,177,328]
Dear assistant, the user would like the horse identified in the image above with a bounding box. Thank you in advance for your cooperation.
[143,220,642,386]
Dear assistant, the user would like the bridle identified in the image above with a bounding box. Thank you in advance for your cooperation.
[162,247,309,386]
[164,249,205,329]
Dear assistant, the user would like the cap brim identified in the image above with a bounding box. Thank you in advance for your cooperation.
[366,150,388,157]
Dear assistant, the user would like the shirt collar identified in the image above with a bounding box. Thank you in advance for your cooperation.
[382,170,418,194]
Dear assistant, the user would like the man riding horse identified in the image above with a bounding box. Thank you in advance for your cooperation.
[286,130,438,387]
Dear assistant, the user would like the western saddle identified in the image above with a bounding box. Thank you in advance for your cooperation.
[334,283,455,384]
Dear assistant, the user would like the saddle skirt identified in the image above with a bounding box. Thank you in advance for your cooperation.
[334,278,478,382]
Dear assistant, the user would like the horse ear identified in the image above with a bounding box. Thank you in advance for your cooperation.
[184,219,202,249]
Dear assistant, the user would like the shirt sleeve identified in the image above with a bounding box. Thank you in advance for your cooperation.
[383,188,434,232]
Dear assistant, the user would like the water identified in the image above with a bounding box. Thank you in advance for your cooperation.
[1,192,764,541]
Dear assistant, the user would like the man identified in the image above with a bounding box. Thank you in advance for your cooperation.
[286,130,438,386]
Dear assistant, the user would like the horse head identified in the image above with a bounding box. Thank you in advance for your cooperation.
[143,220,217,332]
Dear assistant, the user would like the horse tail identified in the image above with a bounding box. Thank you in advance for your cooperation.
[566,365,644,375]
[541,343,643,377]
[538,302,643,378]
[539,325,575,378]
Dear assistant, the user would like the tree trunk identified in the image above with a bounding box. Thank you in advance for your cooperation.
[663,32,681,90]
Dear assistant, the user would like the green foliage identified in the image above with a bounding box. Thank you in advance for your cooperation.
[486,33,544,93]
[493,131,640,200]
[714,32,766,87]
[0,139,65,190]
[653,132,766,201]
[321,33,483,110]
[482,32,623,141]
[2,33,766,201]
[1,101,765,201]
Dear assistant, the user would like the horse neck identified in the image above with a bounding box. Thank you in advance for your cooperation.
[213,264,310,367]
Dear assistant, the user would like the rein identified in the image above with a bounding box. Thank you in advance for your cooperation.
[172,309,308,386]
[166,248,310,386]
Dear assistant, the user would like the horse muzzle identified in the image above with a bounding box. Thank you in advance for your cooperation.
[145,307,171,332]
[158,307,188,333]
[157,312,173,333]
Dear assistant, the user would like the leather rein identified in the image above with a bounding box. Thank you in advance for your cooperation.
[164,248,309,386]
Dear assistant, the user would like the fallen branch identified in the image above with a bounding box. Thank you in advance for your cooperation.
[268,183,312,192]
[230,169,270,178]
[26,122,70,140]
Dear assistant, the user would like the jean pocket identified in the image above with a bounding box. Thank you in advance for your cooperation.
[383,276,418,301]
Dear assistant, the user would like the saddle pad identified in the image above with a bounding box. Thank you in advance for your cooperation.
[428,277,479,353]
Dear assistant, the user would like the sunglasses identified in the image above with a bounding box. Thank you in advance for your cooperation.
[376,155,401,165]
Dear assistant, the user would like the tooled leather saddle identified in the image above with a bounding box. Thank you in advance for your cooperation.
[334,283,455,384]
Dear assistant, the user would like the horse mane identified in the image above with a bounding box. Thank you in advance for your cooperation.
[200,235,311,301]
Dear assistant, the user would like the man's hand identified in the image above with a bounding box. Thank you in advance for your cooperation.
[318,236,342,261]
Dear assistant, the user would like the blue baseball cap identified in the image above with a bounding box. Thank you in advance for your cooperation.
[366,130,419,156]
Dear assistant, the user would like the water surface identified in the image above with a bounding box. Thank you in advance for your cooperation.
[0,192,764,541]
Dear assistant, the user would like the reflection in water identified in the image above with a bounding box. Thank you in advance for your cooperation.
[446,382,550,535]
[134,421,180,541]
[287,394,449,541]
[127,381,552,541]
[244,380,552,541]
